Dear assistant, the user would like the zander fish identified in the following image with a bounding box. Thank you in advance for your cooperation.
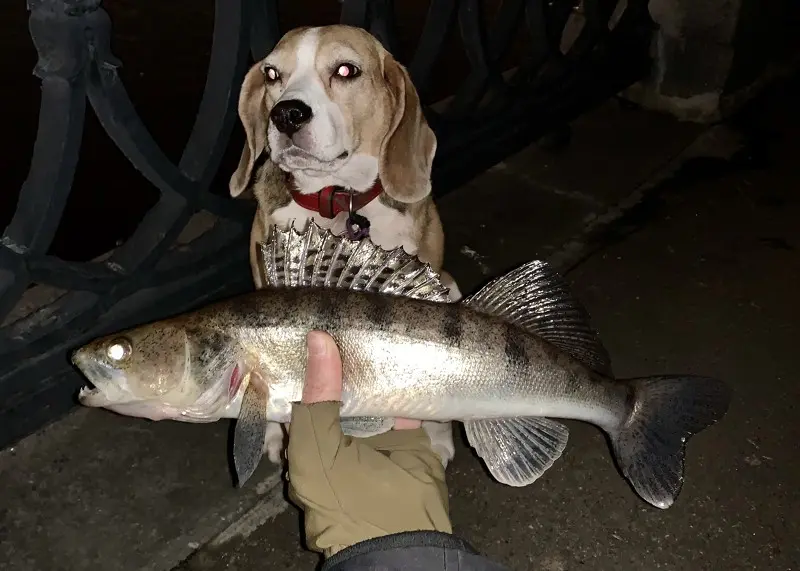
[72,222,731,509]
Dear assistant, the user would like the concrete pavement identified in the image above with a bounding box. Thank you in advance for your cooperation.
[3,76,799,571]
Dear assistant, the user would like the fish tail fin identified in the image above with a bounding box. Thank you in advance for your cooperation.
[611,375,731,509]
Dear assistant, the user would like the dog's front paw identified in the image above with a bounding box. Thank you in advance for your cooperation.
[422,420,456,468]
[263,421,286,465]
[440,271,463,303]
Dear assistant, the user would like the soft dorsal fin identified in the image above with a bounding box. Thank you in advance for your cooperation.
[257,220,451,302]
[464,259,613,377]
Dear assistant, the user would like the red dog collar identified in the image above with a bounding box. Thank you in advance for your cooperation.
[289,179,384,219]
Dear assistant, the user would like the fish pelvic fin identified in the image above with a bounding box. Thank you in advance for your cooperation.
[612,375,731,509]
[463,259,613,377]
[464,417,569,486]
[340,416,396,437]
[256,220,451,302]
[233,370,270,488]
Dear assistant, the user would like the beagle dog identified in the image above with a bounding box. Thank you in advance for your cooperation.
[229,25,461,469]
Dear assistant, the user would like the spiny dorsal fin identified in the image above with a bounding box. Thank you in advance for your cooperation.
[463,259,613,377]
[257,220,451,303]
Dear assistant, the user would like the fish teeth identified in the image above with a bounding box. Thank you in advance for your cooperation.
[78,386,100,401]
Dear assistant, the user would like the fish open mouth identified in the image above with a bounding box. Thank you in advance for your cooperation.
[77,384,114,407]
[78,384,98,398]
[72,353,125,408]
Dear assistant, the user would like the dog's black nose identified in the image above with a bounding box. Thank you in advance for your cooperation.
[270,100,313,135]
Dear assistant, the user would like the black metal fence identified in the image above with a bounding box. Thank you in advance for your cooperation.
[0,0,654,449]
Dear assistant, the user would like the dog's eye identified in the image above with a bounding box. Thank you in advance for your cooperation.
[263,66,280,82]
[335,63,360,79]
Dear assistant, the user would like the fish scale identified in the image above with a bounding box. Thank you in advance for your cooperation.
[72,221,731,510]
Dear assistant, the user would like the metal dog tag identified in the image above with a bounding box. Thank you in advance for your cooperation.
[346,211,371,241]
[346,189,371,240]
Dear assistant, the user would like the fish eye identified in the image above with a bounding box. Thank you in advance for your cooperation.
[334,62,360,80]
[106,338,132,362]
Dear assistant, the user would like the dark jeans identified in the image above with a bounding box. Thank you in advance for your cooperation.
[322,531,512,571]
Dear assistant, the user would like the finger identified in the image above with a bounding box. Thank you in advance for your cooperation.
[394,418,422,430]
[302,330,342,404]
[290,331,347,473]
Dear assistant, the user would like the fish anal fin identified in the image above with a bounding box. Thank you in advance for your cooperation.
[464,260,613,377]
[464,417,569,487]
[233,370,270,488]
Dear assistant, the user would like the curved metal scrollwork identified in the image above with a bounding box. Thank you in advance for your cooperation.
[0,0,653,448]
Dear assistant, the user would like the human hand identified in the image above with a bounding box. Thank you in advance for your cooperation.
[286,330,452,558]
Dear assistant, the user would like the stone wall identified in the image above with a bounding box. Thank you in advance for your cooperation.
[623,0,800,122]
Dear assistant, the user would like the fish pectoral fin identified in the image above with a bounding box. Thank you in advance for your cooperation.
[233,371,269,488]
[464,417,569,487]
[340,416,396,437]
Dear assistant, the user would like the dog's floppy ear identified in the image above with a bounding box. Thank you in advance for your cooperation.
[379,55,437,203]
[230,62,269,198]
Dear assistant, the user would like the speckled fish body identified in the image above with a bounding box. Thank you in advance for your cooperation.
[72,222,731,510]
[180,287,625,428]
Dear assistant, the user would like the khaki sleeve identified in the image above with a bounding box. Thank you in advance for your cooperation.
[287,401,452,557]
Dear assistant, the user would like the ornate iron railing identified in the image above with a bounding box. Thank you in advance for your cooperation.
[0,0,654,449]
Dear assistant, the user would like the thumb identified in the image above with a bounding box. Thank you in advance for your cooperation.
[302,331,343,403]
